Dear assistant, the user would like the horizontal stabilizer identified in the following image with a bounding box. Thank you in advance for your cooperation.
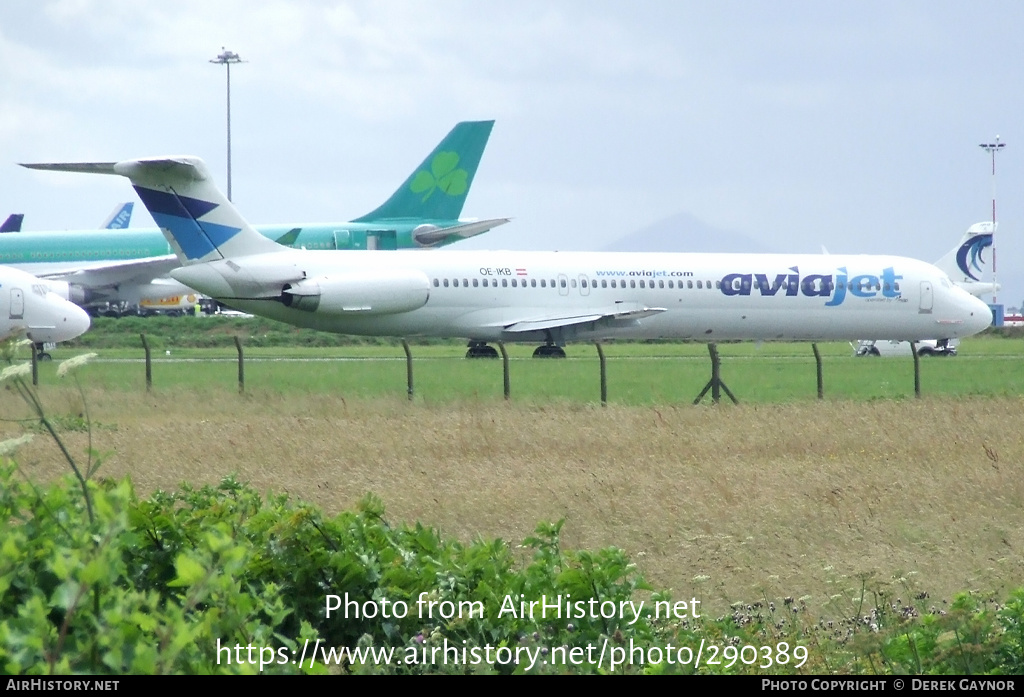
[22,161,119,175]
[953,280,1000,298]
[413,218,511,246]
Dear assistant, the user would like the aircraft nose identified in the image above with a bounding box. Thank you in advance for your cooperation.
[963,294,993,337]
[59,302,92,342]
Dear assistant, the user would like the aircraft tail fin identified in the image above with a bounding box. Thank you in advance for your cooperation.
[1,214,24,232]
[102,202,134,229]
[934,222,999,296]
[351,120,494,223]
[21,157,281,265]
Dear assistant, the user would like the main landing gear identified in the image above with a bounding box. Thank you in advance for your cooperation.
[466,341,499,359]
[532,343,566,358]
[464,341,567,358]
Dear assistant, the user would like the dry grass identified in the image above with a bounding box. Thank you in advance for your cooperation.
[5,385,1023,617]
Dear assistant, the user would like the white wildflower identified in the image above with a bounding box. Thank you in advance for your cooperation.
[0,434,34,456]
[57,353,98,378]
[0,337,32,361]
[0,363,31,383]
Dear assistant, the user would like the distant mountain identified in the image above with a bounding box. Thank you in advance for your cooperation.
[603,211,778,254]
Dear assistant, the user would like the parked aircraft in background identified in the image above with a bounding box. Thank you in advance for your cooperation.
[933,221,999,298]
[23,155,993,358]
[2,203,132,235]
[100,202,134,230]
[1,266,91,358]
[9,121,506,312]
[1,215,24,233]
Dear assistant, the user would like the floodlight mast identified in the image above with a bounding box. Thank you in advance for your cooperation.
[979,136,1005,304]
[209,48,245,201]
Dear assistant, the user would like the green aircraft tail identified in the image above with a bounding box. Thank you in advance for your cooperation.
[352,120,494,223]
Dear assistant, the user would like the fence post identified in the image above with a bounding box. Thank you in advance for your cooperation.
[693,342,738,405]
[140,334,151,391]
[812,343,824,399]
[234,336,244,393]
[402,339,414,400]
[31,347,38,387]
[911,341,921,398]
[498,341,510,400]
[595,342,607,405]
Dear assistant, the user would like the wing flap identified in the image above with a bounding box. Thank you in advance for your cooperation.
[504,313,606,333]
[501,304,667,333]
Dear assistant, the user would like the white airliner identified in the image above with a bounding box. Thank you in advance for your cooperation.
[22,157,993,358]
[1,266,91,358]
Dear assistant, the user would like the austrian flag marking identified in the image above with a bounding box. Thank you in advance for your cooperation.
[516,268,527,276]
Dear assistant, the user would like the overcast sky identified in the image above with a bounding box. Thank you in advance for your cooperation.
[3,0,1022,309]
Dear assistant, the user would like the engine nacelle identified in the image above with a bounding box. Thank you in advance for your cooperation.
[412,224,442,247]
[42,280,89,306]
[281,269,430,315]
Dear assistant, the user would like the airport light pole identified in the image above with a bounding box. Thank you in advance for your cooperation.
[979,136,1005,304]
[210,48,245,201]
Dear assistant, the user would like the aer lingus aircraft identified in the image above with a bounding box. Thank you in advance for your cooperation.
[22,156,992,358]
[1,266,91,358]
[8,121,506,311]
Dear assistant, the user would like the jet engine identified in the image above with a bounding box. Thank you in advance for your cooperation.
[412,224,443,247]
[40,280,89,306]
[281,269,430,315]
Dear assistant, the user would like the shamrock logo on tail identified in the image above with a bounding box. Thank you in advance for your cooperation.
[410,151,469,202]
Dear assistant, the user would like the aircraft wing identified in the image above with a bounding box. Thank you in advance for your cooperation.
[35,254,182,289]
[413,218,511,246]
[501,303,666,333]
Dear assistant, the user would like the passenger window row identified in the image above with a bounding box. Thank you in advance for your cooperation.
[431,277,718,289]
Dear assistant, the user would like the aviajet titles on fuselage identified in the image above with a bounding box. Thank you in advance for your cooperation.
[719,265,904,306]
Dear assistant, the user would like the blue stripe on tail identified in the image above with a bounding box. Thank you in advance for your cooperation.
[134,186,241,261]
